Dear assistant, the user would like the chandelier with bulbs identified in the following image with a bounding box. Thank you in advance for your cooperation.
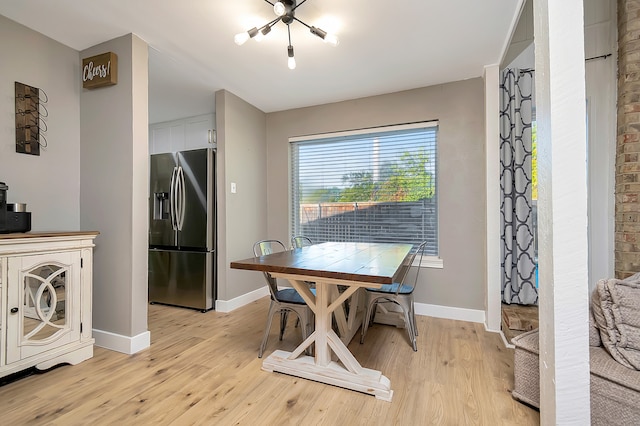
[234,0,339,70]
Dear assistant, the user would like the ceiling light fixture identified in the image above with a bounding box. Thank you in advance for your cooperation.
[234,0,339,69]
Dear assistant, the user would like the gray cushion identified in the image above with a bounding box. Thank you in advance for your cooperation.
[590,346,640,393]
[592,277,640,370]
[367,282,413,294]
[589,308,602,347]
[275,288,315,304]
[512,328,540,353]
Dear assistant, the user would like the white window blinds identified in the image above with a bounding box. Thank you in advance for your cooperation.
[290,122,438,255]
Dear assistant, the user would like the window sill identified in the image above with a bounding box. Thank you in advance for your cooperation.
[414,256,443,269]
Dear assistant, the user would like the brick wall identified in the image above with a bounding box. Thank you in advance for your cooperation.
[616,0,640,278]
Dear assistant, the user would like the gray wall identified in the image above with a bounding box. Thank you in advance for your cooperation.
[0,16,149,346]
[80,34,149,340]
[216,90,268,301]
[266,79,487,310]
[2,11,488,320]
[0,15,81,231]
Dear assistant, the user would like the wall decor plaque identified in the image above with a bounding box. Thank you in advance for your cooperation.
[15,82,41,156]
[82,52,118,89]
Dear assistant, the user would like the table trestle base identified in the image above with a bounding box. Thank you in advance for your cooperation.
[231,244,413,404]
[262,350,393,401]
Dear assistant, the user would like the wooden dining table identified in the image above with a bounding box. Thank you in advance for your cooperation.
[230,241,413,402]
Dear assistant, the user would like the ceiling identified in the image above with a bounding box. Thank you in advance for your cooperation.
[0,1,522,123]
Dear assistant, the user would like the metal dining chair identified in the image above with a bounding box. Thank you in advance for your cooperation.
[290,235,355,328]
[290,235,317,329]
[253,239,314,358]
[290,235,316,287]
[360,241,429,351]
[291,235,314,249]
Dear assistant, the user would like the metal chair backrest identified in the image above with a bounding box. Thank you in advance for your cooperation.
[253,239,287,301]
[393,241,429,295]
[291,235,313,249]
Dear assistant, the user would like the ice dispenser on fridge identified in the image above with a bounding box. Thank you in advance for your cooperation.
[153,192,169,220]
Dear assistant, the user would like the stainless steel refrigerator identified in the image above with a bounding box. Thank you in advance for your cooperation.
[148,148,216,311]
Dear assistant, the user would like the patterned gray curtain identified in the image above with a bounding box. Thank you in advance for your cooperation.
[500,68,538,305]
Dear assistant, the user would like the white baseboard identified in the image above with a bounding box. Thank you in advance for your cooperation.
[215,286,270,313]
[214,290,486,325]
[93,329,151,355]
[414,302,486,324]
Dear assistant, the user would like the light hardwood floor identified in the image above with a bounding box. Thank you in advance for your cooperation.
[0,299,539,425]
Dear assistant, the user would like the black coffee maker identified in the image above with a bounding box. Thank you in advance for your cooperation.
[0,182,31,233]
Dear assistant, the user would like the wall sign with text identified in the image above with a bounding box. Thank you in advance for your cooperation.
[82,52,118,89]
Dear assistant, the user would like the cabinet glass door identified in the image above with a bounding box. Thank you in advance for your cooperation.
[6,251,81,363]
[22,264,67,340]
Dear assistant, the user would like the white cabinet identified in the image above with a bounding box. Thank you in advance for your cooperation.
[151,123,185,154]
[0,232,98,377]
[185,115,215,151]
[150,114,215,154]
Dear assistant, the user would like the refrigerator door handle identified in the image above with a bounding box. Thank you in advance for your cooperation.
[177,166,186,231]
[169,166,178,231]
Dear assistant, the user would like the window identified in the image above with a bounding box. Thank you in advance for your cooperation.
[290,121,439,258]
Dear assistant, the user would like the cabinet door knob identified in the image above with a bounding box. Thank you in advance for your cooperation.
[10,307,18,314]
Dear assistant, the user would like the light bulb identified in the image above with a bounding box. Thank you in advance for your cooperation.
[287,45,296,69]
[309,26,340,47]
[234,32,250,46]
[235,27,259,45]
[324,33,339,47]
[273,2,285,16]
